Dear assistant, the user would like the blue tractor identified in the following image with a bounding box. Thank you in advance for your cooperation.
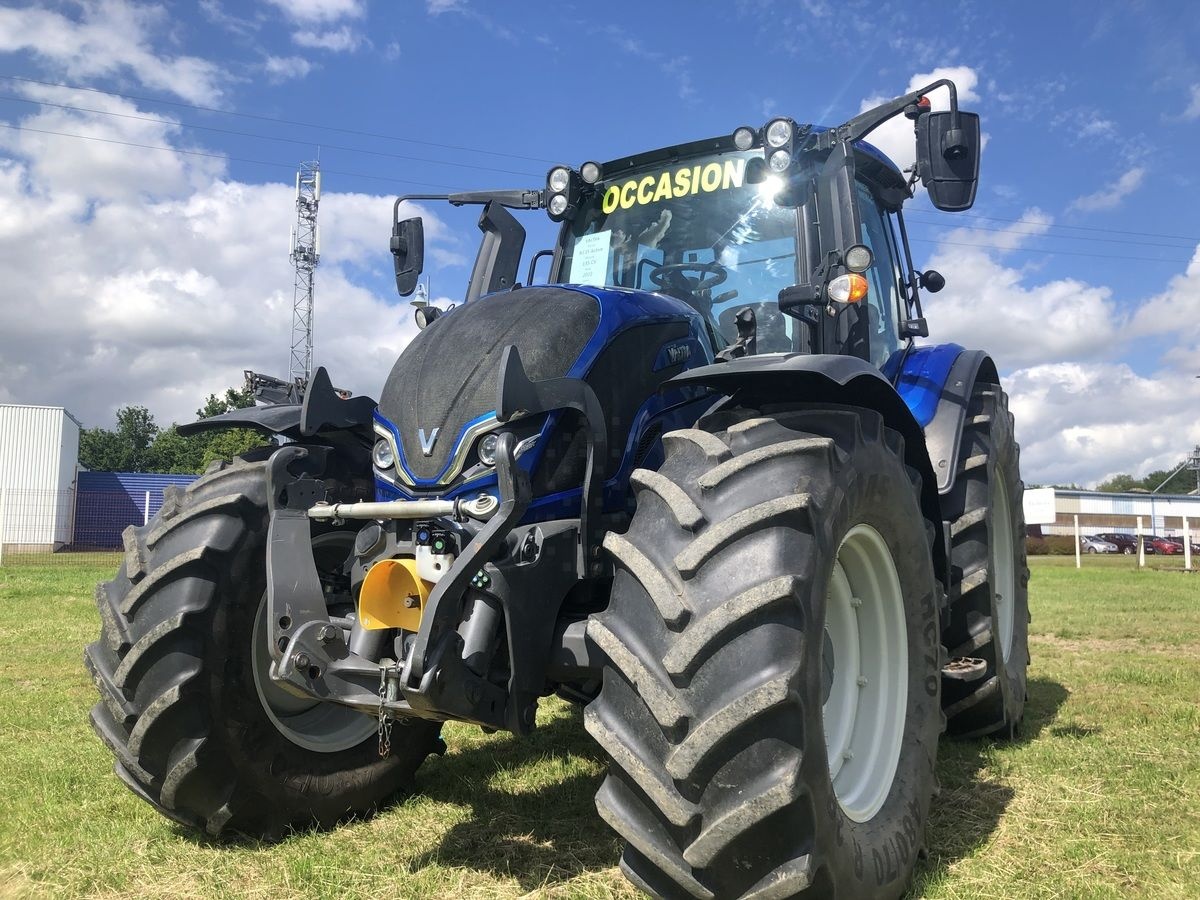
[87,79,1028,898]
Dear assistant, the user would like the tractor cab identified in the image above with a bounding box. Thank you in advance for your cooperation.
[391,82,979,378]
[549,140,912,369]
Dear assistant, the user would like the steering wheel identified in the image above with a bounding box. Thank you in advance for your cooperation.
[649,261,728,294]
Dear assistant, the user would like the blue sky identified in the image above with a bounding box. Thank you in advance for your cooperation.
[0,0,1198,487]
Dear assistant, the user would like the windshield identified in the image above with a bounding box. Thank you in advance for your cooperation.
[556,149,803,350]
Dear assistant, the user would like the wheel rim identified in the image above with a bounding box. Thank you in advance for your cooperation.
[992,476,1016,663]
[251,532,378,753]
[821,524,907,823]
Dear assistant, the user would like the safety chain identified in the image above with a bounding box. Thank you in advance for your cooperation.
[377,666,393,758]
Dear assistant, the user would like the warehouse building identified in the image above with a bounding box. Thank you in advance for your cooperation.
[0,404,82,551]
[1034,488,1200,538]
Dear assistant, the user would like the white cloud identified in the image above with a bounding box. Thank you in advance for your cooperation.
[1182,84,1200,121]
[0,1,225,104]
[0,85,224,200]
[1068,166,1146,213]
[199,0,260,36]
[0,99,456,429]
[263,55,313,82]
[859,66,981,172]
[914,209,1200,487]
[1128,244,1200,366]
[1005,362,1200,487]
[262,0,364,23]
[292,25,362,52]
[922,256,1123,370]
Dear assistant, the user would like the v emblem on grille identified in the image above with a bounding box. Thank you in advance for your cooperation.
[417,427,439,456]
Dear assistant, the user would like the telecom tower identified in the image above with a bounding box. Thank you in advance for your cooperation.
[289,160,321,386]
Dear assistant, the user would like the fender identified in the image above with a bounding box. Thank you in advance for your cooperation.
[178,367,376,443]
[899,346,999,495]
[665,353,947,585]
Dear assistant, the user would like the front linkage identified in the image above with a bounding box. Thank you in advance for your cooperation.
[264,345,607,736]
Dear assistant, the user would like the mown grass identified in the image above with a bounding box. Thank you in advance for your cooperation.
[0,559,1196,898]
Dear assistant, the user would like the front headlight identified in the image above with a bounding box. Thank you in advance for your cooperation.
[372,438,395,470]
[477,432,499,467]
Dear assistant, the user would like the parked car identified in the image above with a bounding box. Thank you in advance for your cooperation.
[1080,535,1119,554]
[1147,536,1182,554]
[1165,536,1200,553]
[1094,532,1148,555]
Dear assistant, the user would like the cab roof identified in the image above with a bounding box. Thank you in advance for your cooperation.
[597,125,906,196]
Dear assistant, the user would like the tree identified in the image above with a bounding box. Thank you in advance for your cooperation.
[190,385,264,471]
[1096,473,1139,493]
[116,406,159,472]
[79,425,126,472]
[79,405,159,472]
[197,386,255,419]
[1096,457,1198,495]
[146,425,205,474]
[83,388,269,475]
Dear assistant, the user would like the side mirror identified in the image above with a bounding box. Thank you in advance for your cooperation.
[390,217,424,296]
[916,111,980,211]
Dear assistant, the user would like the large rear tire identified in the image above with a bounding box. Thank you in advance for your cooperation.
[84,456,443,837]
[941,385,1030,738]
[587,406,943,899]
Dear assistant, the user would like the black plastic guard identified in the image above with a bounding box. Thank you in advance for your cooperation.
[666,353,947,583]
[922,350,999,494]
[177,366,376,441]
[177,403,304,439]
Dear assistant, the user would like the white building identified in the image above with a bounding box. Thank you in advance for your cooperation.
[1030,488,1200,538]
[0,405,82,551]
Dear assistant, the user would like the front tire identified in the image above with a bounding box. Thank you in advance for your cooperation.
[587,406,942,899]
[84,456,443,837]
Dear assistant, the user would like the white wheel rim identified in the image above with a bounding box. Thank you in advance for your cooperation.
[821,524,907,823]
[992,476,1016,663]
[251,533,378,753]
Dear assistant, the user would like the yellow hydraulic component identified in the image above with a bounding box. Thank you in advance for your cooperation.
[358,558,432,631]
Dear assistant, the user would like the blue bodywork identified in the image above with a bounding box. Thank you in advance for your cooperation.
[896,343,966,428]
[374,284,716,523]
[375,279,971,521]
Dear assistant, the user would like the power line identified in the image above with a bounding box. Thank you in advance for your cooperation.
[0,121,463,191]
[0,73,560,165]
[913,207,1200,243]
[0,93,542,178]
[3,108,1193,269]
[905,215,1198,250]
[908,236,1192,264]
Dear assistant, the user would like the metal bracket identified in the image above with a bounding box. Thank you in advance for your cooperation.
[402,431,531,689]
[496,344,607,578]
[264,445,410,714]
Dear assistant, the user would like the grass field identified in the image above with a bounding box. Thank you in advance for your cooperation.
[0,558,1196,898]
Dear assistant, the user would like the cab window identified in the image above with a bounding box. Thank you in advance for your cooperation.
[852,182,905,369]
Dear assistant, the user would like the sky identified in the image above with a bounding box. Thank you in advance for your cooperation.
[0,0,1198,488]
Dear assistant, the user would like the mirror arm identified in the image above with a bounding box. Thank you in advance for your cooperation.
[832,78,959,146]
[393,193,451,224]
[392,190,545,225]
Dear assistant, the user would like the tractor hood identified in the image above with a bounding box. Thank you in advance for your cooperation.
[378,286,601,484]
